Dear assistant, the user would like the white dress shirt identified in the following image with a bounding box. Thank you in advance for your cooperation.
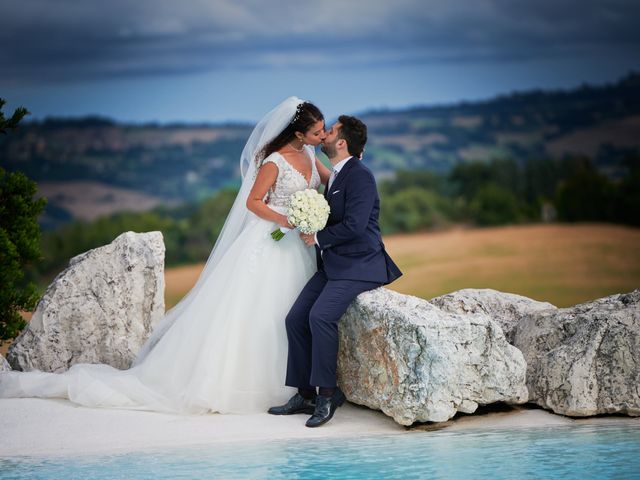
[327,156,352,191]
[315,156,353,247]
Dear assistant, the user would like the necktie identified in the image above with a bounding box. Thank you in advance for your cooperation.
[327,168,337,191]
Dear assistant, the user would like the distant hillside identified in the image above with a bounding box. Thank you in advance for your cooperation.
[1,72,639,228]
[0,120,251,228]
[360,72,640,177]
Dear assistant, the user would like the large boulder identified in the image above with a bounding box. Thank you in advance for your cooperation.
[0,354,10,372]
[337,288,528,426]
[512,289,640,417]
[7,231,165,373]
[430,289,556,343]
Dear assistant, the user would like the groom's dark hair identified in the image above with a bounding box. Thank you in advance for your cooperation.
[338,115,367,158]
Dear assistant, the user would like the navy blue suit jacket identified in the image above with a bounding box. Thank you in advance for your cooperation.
[316,157,402,285]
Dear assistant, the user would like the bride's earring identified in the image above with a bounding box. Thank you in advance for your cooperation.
[290,136,304,152]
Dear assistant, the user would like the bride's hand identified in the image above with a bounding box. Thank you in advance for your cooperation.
[280,216,294,229]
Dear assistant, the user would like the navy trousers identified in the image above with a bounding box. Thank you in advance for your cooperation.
[285,270,380,389]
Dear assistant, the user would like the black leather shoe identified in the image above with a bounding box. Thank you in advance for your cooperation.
[268,393,316,415]
[305,388,346,428]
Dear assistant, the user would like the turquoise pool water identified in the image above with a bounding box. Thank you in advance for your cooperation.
[1,424,639,479]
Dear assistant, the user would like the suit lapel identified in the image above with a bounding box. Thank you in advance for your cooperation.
[327,158,356,198]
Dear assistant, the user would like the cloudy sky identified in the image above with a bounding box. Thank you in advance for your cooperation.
[1,0,639,123]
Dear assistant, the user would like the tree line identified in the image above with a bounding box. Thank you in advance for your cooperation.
[379,155,639,233]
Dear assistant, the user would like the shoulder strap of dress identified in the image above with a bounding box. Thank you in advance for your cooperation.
[262,152,282,168]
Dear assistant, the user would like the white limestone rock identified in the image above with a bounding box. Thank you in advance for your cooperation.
[430,288,557,343]
[512,289,640,417]
[7,231,165,373]
[0,355,10,372]
[337,288,528,426]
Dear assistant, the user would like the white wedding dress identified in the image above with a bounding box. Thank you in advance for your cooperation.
[0,147,320,414]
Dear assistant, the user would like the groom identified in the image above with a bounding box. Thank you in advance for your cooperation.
[268,115,402,427]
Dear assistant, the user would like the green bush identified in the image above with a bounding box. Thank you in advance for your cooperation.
[0,168,46,340]
[555,168,616,222]
[469,183,524,226]
[380,187,454,233]
[614,165,640,226]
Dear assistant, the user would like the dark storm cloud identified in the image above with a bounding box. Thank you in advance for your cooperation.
[1,0,638,84]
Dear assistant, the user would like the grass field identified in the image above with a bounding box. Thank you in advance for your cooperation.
[164,223,640,309]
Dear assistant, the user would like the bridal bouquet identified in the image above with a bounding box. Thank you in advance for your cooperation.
[271,189,330,241]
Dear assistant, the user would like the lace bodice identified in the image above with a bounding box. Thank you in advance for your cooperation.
[263,146,321,210]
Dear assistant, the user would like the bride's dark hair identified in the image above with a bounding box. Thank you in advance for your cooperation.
[258,102,324,161]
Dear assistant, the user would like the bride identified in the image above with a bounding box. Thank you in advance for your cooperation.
[0,97,331,414]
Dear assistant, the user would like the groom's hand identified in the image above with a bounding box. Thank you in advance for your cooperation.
[300,232,315,246]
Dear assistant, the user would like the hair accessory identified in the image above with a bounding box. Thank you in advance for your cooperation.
[290,102,305,125]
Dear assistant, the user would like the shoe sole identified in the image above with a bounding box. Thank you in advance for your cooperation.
[268,407,316,416]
